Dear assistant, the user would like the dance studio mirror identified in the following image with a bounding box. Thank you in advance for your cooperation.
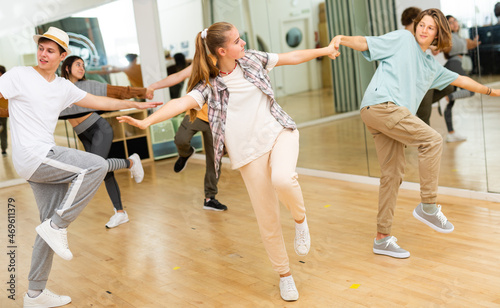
[336,0,500,193]
[209,0,500,193]
[0,0,499,194]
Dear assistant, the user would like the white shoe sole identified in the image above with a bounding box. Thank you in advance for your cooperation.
[373,248,410,258]
[105,218,130,229]
[412,209,454,233]
[203,206,226,211]
[280,293,299,301]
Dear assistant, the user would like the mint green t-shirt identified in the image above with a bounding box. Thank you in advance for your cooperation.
[360,30,458,115]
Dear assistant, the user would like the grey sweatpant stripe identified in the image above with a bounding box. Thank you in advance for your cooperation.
[27,146,108,290]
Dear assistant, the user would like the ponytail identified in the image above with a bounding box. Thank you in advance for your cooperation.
[187,32,219,121]
[187,22,234,122]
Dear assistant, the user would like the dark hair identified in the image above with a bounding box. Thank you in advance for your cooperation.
[495,2,500,17]
[413,8,452,51]
[173,53,187,69]
[187,22,234,121]
[0,65,5,75]
[125,54,138,63]
[401,7,422,26]
[38,37,66,54]
[61,55,86,81]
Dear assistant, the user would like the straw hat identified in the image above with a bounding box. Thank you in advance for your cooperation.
[33,27,71,55]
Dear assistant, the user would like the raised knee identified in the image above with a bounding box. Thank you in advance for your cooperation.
[98,158,109,175]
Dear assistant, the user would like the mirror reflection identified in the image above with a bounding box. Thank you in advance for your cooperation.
[0,0,498,196]
[355,0,499,192]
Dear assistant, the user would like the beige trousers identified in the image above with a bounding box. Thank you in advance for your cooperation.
[239,129,306,275]
[360,103,443,235]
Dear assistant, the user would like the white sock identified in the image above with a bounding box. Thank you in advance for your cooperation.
[27,289,42,298]
[422,203,437,214]
[295,216,308,231]
[376,236,391,244]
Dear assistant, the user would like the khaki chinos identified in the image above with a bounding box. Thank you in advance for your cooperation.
[360,102,443,235]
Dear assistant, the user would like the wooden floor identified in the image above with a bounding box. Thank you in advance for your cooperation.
[1,158,500,307]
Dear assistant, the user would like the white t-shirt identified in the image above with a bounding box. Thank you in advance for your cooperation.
[189,53,283,169]
[0,66,87,179]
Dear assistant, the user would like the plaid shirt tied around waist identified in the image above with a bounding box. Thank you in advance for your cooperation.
[191,49,297,177]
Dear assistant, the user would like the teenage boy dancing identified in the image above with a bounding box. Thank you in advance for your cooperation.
[0,27,160,307]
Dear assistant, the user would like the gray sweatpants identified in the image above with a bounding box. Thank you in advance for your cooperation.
[27,146,108,290]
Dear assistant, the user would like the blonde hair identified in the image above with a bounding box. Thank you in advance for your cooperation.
[413,8,452,51]
[187,22,234,121]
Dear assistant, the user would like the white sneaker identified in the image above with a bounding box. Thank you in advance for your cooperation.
[279,275,299,301]
[35,220,72,261]
[446,132,467,143]
[105,210,129,229]
[294,218,310,256]
[128,153,144,183]
[24,289,71,307]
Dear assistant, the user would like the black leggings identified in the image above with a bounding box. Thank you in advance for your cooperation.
[78,117,127,211]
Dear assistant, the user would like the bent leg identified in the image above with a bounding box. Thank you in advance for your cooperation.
[174,115,198,157]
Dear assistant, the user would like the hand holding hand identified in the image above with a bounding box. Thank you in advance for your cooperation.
[146,87,155,100]
[328,35,342,60]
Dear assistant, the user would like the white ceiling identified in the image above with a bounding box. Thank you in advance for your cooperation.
[0,0,117,37]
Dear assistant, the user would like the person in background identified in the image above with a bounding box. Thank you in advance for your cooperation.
[401,6,421,32]
[0,65,8,156]
[89,53,144,88]
[166,53,189,99]
[495,2,500,25]
[332,9,499,259]
[441,15,481,142]
[119,21,341,301]
[60,55,154,228]
[148,61,227,212]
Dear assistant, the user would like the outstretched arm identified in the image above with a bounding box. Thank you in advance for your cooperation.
[451,75,500,96]
[148,65,193,91]
[74,93,162,111]
[466,36,480,50]
[276,38,340,66]
[117,95,199,130]
[332,35,368,53]
[87,66,124,75]
[106,84,152,100]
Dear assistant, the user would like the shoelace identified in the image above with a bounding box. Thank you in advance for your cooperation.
[59,229,69,249]
[281,277,296,293]
[44,290,59,299]
[435,205,448,226]
[296,230,307,246]
[385,236,401,249]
